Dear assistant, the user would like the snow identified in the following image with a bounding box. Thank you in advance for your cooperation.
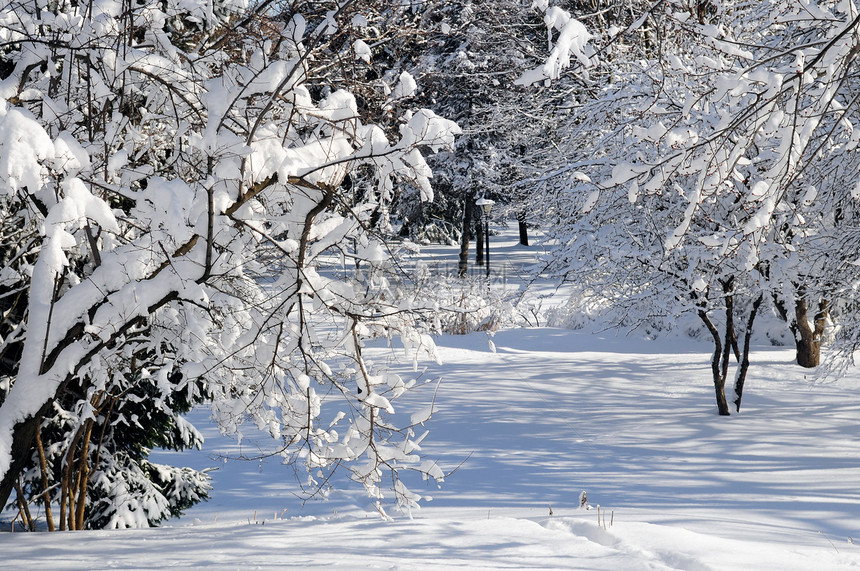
[4,230,860,569]
[353,39,372,63]
[516,4,592,85]
[390,71,418,100]
[0,101,55,195]
[318,89,359,122]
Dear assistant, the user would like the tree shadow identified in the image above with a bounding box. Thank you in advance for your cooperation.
[389,329,860,541]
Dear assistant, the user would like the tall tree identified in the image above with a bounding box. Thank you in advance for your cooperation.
[0,0,459,525]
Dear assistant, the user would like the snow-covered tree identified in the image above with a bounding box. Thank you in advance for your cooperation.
[0,0,459,527]
[531,0,860,412]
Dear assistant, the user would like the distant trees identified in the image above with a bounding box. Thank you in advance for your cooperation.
[0,0,458,527]
[363,1,580,270]
[413,0,548,264]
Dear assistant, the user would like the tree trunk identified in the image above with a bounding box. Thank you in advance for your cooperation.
[458,195,474,277]
[774,291,830,369]
[475,210,484,266]
[698,309,731,416]
[0,400,56,515]
[734,293,763,412]
[720,281,734,382]
[794,298,829,368]
[795,334,819,368]
[13,476,35,531]
[517,212,529,246]
[35,427,55,531]
[74,417,96,530]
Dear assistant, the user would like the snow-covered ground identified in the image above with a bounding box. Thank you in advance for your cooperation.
[3,230,860,569]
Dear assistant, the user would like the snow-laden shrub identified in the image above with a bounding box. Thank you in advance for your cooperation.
[390,261,531,335]
[88,454,211,529]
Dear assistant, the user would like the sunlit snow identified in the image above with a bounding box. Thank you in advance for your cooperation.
[4,231,860,569]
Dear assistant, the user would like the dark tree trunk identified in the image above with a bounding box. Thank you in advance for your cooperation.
[773,291,829,369]
[698,309,731,416]
[458,195,474,277]
[475,210,484,266]
[517,213,529,246]
[795,335,819,368]
[794,298,829,368]
[734,293,763,412]
[720,279,740,362]
[720,281,734,382]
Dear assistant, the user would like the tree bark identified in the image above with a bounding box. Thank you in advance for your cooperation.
[794,298,829,368]
[475,209,484,266]
[35,427,55,531]
[458,195,474,277]
[517,212,529,246]
[698,309,730,415]
[734,293,763,412]
[74,417,96,530]
[720,281,734,383]
[13,476,34,531]
[773,290,829,369]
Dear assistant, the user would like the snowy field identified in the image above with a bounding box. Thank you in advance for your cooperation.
[3,232,860,569]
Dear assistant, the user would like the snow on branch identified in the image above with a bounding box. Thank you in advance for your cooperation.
[516,1,594,86]
[0,0,458,523]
